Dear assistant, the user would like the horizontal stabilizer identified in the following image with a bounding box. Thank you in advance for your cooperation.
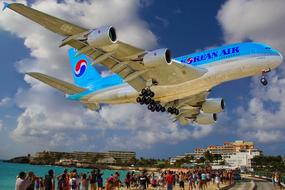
[26,72,86,95]
[2,2,10,11]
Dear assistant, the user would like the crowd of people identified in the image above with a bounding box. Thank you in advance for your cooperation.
[121,169,234,190]
[15,168,237,190]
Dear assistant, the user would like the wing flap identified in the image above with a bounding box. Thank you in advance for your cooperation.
[82,102,100,111]
[26,72,86,95]
[168,91,210,125]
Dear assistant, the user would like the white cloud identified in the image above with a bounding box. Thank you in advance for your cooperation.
[217,0,285,143]
[0,0,213,152]
[217,0,285,52]
[0,120,4,131]
[0,97,12,107]
[155,16,169,27]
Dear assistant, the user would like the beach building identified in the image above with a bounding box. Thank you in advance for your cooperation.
[193,140,256,158]
[33,150,136,165]
[170,140,262,168]
[107,151,136,162]
[225,149,262,169]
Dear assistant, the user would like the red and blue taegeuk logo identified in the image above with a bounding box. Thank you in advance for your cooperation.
[187,57,193,64]
[74,59,87,77]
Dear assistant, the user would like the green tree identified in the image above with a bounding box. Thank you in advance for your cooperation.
[204,151,214,162]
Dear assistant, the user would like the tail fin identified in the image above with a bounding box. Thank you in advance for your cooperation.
[68,48,101,87]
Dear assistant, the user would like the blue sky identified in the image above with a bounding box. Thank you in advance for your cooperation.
[0,0,285,159]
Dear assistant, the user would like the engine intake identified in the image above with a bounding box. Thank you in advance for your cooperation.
[87,26,117,48]
[195,112,217,125]
[143,48,171,68]
[202,98,225,113]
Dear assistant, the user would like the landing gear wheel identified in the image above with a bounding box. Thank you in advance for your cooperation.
[141,89,147,96]
[145,89,151,96]
[136,97,142,103]
[175,109,180,115]
[156,104,162,112]
[142,96,147,103]
[145,97,151,105]
[167,107,173,113]
[260,76,268,86]
[161,107,166,112]
[150,91,155,98]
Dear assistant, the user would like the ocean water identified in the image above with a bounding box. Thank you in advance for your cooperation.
[0,161,127,190]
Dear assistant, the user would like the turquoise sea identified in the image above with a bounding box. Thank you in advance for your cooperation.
[0,161,127,190]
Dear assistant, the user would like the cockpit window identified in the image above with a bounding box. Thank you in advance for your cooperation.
[265,47,271,49]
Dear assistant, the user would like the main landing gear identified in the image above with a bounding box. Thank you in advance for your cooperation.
[260,68,271,86]
[136,88,179,115]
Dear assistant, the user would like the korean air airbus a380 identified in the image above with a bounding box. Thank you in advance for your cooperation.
[4,3,283,125]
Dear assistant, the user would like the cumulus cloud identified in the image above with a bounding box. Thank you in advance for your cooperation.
[155,16,169,27]
[0,0,213,152]
[217,0,285,143]
[0,97,12,107]
[0,120,4,131]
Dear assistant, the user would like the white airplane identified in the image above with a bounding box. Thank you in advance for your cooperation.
[4,3,283,125]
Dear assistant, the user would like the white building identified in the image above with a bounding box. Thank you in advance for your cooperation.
[225,149,261,169]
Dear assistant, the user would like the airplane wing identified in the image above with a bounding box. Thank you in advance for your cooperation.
[26,72,86,95]
[6,3,207,92]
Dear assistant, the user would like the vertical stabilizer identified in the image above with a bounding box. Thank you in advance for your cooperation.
[68,48,101,87]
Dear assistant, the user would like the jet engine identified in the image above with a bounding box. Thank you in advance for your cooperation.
[202,98,225,113]
[195,113,217,125]
[143,48,172,67]
[87,26,117,48]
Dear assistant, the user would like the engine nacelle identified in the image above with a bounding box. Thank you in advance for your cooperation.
[143,48,171,68]
[202,98,225,113]
[87,26,117,48]
[195,113,217,125]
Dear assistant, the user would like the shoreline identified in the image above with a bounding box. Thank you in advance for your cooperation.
[3,160,193,173]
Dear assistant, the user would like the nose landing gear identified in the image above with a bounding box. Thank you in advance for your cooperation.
[260,76,268,86]
[260,68,271,86]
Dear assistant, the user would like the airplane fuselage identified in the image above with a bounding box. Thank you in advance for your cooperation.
[67,42,283,104]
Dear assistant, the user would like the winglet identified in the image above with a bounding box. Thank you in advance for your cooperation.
[2,2,10,11]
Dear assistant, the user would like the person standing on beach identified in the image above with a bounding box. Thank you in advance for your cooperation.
[215,172,221,190]
[138,171,148,190]
[166,171,174,190]
[26,171,37,190]
[97,172,103,190]
[125,172,131,189]
[89,170,97,190]
[81,173,89,190]
[45,169,55,190]
[15,171,33,190]
[106,174,115,190]
[58,174,68,190]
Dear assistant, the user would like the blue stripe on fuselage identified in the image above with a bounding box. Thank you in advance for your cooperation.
[175,42,279,66]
